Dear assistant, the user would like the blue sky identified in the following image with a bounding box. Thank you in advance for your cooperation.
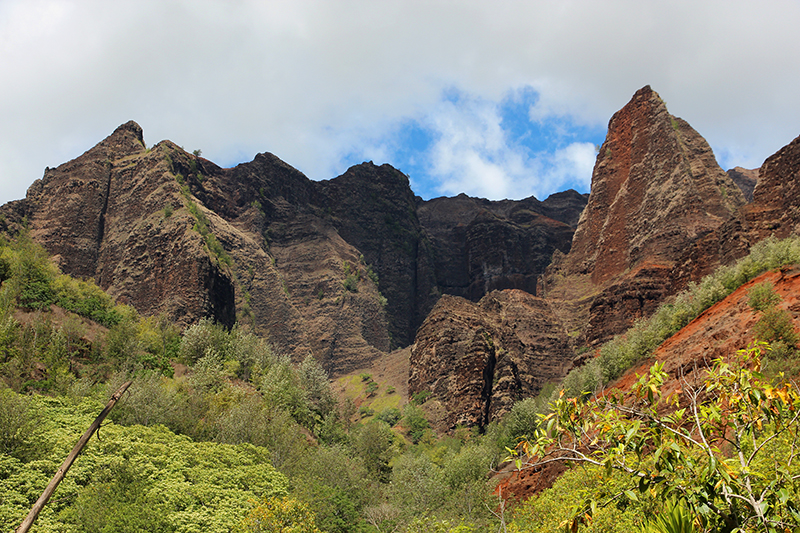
[338,87,605,200]
[1,1,799,204]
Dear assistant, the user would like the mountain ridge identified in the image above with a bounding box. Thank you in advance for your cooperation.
[4,85,799,431]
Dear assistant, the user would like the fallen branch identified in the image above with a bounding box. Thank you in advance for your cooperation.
[15,381,132,533]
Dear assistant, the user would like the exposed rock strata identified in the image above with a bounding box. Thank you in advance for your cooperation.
[409,290,573,431]
[22,122,237,328]
[552,85,746,345]
[744,134,800,240]
[727,167,758,202]
[5,122,583,378]
[418,191,586,300]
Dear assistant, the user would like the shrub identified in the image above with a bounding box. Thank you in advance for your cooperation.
[0,387,34,457]
[502,396,544,443]
[748,281,782,312]
[53,274,122,327]
[376,407,402,427]
[403,403,430,443]
[411,390,431,405]
[343,274,358,292]
[237,496,322,533]
[753,307,799,348]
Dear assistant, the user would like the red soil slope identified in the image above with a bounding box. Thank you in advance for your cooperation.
[495,265,800,503]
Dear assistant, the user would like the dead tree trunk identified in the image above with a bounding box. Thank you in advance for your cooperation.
[15,381,132,533]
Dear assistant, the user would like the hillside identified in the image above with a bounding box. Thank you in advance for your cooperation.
[3,84,800,532]
[2,85,800,431]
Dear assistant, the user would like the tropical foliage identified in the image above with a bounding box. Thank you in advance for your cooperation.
[508,344,800,532]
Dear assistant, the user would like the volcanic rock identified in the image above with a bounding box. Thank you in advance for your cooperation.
[6,122,586,378]
[727,166,758,202]
[21,122,237,328]
[744,134,800,240]
[551,85,746,345]
[417,190,586,300]
[409,290,574,431]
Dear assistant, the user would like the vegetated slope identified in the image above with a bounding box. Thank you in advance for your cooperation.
[497,264,800,504]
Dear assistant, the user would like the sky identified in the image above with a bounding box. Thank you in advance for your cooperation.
[1,1,799,205]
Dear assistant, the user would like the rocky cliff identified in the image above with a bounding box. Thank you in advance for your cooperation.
[3,122,584,377]
[408,290,573,431]
[6,84,800,430]
[546,85,747,346]
[417,190,586,300]
[20,122,238,328]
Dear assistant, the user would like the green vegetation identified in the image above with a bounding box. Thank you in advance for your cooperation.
[3,232,800,532]
[509,344,800,532]
[186,199,233,267]
[561,235,800,399]
[0,235,508,532]
[342,261,360,293]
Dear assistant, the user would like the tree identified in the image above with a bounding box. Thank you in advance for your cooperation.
[508,343,800,532]
[236,496,321,533]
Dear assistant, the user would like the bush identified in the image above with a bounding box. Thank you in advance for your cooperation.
[753,307,799,348]
[748,281,782,312]
[376,407,402,427]
[0,387,34,457]
[53,275,122,327]
[237,496,321,533]
[343,274,358,292]
[3,234,58,310]
[403,403,430,443]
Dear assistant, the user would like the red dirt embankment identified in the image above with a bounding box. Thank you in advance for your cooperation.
[494,265,800,503]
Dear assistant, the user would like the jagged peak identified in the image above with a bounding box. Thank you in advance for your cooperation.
[112,120,144,143]
[86,120,147,159]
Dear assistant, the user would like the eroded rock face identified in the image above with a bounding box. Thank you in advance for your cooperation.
[727,167,758,202]
[9,122,585,377]
[555,86,746,345]
[417,191,586,300]
[22,122,237,328]
[567,86,744,284]
[745,134,800,240]
[409,290,574,431]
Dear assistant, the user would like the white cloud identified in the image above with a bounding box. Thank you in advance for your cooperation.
[1,0,799,204]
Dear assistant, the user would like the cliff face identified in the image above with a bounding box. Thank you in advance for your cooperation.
[727,167,758,202]
[22,122,237,328]
[418,191,586,300]
[745,134,800,240]
[6,122,583,377]
[408,290,573,431]
[549,86,746,345]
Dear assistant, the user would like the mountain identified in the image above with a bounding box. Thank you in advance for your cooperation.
[4,85,799,432]
[1,122,585,378]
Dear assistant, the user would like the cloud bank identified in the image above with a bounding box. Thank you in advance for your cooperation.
[1,0,799,203]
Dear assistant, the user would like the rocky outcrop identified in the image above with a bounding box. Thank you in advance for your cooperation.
[727,167,758,202]
[550,86,746,346]
[21,122,237,328]
[417,191,586,300]
[744,135,800,240]
[409,290,574,431]
[319,163,438,348]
